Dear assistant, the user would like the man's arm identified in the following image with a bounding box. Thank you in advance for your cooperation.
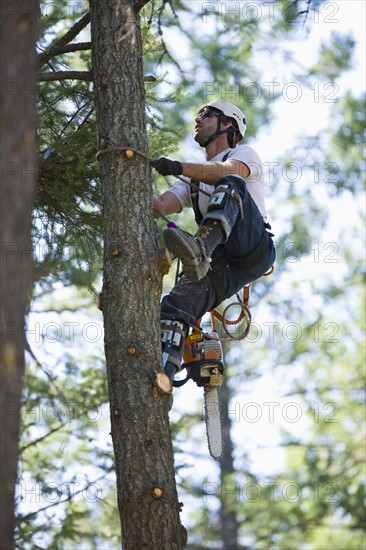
[153,191,182,219]
[151,156,249,185]
[181,159,250,185]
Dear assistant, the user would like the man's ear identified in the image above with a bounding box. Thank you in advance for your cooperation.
[221,120,233,130]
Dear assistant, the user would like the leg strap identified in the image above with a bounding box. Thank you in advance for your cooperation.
[161,320,186,370]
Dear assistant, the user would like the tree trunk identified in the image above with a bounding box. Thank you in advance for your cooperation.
[89,2,186,548]
[0,2,39,549]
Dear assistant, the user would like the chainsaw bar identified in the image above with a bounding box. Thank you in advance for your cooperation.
[204,385,223,459]
[176,359,224,458]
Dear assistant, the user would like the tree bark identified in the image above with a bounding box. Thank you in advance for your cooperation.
[0,2,39,549]
[89,2,186,548]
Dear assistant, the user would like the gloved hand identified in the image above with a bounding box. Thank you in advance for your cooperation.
[151,157,183,177]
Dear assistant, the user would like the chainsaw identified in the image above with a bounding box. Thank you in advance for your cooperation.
[173,325,224,459]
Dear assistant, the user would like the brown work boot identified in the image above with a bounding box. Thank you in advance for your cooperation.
[163,221,224,281]
[163,228,209,281]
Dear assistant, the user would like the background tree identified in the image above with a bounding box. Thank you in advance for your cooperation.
[0,3,39,549]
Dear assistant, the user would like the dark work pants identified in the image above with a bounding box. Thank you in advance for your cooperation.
[161,175,276,327]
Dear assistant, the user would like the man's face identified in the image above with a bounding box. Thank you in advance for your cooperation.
[193,108,219,145]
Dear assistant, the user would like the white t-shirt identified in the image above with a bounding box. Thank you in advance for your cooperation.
[168,145,268,221]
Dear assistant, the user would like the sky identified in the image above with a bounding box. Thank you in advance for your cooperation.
[161,0,365,147]
[260,1,365,128]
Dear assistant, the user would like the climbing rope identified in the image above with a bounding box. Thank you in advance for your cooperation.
[96,144,150,162]
[96,143,212,197]
[186,284,251,343]
[186,300,251,343]
[213,299,252,340]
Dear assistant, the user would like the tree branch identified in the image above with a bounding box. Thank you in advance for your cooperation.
[38,12,91,67]
[19,422,68,453]
[134,0,151,12]
[38,42,91,67]
[39,71,93,82]
[39,71,156,83]
[17,473,108,522]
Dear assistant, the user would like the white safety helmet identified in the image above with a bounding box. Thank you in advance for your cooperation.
[199,100,246,144]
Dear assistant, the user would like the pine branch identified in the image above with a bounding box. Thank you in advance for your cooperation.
[20,399,105,453]
[38,12,91,67]
[153,1,183,72]
[38,42,91,67]
[39,71,93,82]
[24,339,43,370]
[39,71,156,83]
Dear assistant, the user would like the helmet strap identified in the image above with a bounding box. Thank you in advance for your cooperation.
[199,117,235,148]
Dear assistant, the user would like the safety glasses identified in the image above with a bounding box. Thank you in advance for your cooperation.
[197,109,219,120]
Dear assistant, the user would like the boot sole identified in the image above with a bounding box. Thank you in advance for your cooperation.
[163,228,209,281]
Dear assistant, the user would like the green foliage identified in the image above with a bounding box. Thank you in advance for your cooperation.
[329,92,366,193]
[36,78,101,285]
[17,292,120,548]
[36,0,100,288]
[309,31,356,80]
[142,0,274,147]
[35,0,187,292]
[184,279,365,549]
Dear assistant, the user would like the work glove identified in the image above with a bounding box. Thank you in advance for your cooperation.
[151,157,183,177]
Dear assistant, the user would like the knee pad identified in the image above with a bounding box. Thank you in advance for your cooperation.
[206,184,242,239]
[207,184,231,210]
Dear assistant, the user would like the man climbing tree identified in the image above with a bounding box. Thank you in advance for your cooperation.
[152,100,276,383]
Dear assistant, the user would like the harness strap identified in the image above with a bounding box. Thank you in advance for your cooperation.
[190,179,203,225]
[160,323,186,338]
[190,151,231,226]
